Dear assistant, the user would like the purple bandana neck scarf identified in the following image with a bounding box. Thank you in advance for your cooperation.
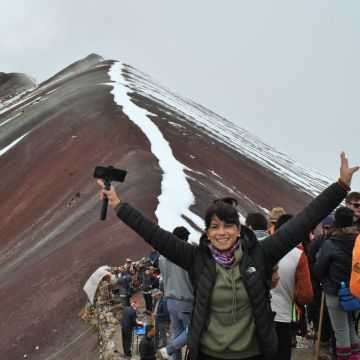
[208,238,240,267]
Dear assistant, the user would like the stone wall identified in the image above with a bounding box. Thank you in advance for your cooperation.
[82,271,127,360]
[82,262,149,360]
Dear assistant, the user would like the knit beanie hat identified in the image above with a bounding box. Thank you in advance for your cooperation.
[269,207,285,223]
[333,207,354,228]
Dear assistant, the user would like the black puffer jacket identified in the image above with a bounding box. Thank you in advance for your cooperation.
[116,183,347,360]
[307,234,326,287]
[313,231,359,295]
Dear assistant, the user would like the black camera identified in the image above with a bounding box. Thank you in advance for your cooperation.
[94,166,127,220]
[93,166,127,182]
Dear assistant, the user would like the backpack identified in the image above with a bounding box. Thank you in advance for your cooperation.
[350,234,360,299]
[338,284,360,312]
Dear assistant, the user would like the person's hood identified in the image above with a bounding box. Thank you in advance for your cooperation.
[330,233,358,255]
[253,230,269,241]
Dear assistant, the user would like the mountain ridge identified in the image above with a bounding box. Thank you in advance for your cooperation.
[0,54,330,359]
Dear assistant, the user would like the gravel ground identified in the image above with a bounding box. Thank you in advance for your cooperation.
[292,336,318,360]
[126,334,321,360]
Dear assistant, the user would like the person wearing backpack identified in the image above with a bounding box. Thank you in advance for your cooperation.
[97,152,358,360]
[314,207,360,360]
[307,214,337,359]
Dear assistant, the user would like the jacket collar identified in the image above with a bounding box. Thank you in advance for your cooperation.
[240,225,258,249]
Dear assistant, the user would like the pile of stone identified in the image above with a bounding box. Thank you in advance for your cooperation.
[82,271,125,360]
[82,257,157,360]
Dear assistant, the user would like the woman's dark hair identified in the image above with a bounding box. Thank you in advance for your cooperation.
[205,197,240,229]
[325,226,359,239]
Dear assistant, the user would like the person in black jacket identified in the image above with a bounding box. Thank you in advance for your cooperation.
[314,207,360,360]
[139,324,157,360]
[152,289,170,349]
[121,299,142,358]
[141,268,158,314]
[307,214,336,358]
[117,266,133,307]
[98,152,358,360]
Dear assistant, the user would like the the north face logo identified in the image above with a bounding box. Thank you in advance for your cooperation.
[246,267,256,274]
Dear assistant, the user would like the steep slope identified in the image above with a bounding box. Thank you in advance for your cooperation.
[0,72,36,101]
[0,54,332,359]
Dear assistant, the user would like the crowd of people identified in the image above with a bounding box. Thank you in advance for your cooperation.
[99,153,360,360]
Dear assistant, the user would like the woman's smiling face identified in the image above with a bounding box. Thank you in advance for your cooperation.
[206,216,240,251]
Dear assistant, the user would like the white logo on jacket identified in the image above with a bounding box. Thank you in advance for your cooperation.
[246,267,257,273]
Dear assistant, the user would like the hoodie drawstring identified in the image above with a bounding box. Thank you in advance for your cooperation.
[228,268,237,322]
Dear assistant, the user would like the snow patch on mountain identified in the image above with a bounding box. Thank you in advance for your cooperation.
[123,65,333,197]
[0,86,37,115]
[0,113,22,128]
[108,62,203,240]
[0,132,29,157]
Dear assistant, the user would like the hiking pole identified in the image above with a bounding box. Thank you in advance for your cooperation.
[314,291,325,360]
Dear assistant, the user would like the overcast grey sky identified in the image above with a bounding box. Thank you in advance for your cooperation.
[1,0,359,189]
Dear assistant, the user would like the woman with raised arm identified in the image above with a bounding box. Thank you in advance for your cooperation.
[97,152,358,360]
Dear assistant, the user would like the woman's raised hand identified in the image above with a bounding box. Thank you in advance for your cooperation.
[97,179,121,208]
[339,151,359,186]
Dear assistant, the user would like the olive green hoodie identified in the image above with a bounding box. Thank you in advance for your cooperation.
[200,247,260,359]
